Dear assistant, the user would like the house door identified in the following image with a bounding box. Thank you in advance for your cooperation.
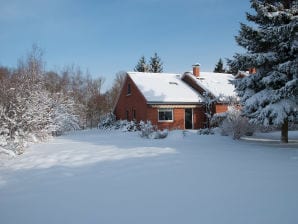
[185,108,193,129]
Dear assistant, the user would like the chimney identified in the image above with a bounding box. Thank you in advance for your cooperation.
[249,67,256,74]
[192,63,200,77]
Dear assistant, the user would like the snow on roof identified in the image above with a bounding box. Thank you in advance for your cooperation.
[128,72,204,104]
[186,72,237,100]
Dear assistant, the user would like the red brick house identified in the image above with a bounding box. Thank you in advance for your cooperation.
[113,64,237,130]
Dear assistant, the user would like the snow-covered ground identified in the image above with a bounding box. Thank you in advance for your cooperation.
[0,129,298,224]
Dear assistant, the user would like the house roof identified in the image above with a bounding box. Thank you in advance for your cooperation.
[127,72,204,104]
[183,72,237,101]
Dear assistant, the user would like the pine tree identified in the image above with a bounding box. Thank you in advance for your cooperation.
[228,0,298,143]
[149,53,163,73]
[213,58,225,73]
[134,56,149,72]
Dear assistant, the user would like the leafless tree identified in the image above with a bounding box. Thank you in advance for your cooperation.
[105,71,126,111]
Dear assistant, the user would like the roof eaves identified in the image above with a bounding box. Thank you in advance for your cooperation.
[147,101,203,105]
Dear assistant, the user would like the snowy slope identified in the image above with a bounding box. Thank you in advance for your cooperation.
[128,72,204,103]
[187,72,237,99]
[0,130,298,224]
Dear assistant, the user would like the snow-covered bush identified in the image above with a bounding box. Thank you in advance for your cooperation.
[47,94,81,134]
[0,104,23,154]
[150,129,168,139]
[98,113,116,130]
[98,114,139,132]
[210,112,227,127]
[198,128,215,135]
[289,122,298,131]
[0,45,101,155]
[119,120,139,132]
[0,146,16,157]
[139,121,168,139]
[0,83,80,155]
[0,135,7,146]
[139,121,155,137]
[220,107,255,140]
[98,116,168,139]
[0,138,23,156]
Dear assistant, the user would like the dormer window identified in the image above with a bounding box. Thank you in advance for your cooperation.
[127,83,131,95]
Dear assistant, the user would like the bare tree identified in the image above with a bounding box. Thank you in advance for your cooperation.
[0,45,108,154]
[105,71,126,111]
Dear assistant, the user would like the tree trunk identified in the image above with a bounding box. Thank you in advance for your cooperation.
[281,119,288,143]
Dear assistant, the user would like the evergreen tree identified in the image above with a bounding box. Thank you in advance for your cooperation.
[228,0,298,143]
[134,56,149,72]
[149,53,163,73]
[213,58,225,73]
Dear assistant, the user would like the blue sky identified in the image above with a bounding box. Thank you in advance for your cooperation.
[0,0,251,91]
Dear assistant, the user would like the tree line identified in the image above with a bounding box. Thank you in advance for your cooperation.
[0,46,118,153]
[134,53,163,73]
[0,48,167,154]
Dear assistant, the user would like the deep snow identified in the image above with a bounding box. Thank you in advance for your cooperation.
[0,129,298,224]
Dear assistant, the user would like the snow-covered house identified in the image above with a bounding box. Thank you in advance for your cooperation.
[113,72,205,130]
[113,64,236,130]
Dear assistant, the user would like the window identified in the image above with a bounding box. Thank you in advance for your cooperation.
[127,83,131,95]
[158,109,173,122]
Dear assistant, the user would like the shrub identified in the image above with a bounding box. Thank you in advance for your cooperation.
[98,113,116,130]
[98,114,168,139]
[139,121,156,138]
[210,112,227,127]
[120,120,139,132]
[220,107,255,140]
[150,129,168,139]
[198,128,215,135]
[98,113,140,132]
[139,121,168,139]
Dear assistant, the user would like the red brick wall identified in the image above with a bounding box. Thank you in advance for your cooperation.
[193,107,206,129]
[147,108,185,130]
[114,75,148,122]
[146,107,206,130]
[215,104,229,114]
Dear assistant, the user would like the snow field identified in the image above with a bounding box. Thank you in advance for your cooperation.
[0,129,298,224]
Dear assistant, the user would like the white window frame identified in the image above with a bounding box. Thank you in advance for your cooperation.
[158,108,174,122]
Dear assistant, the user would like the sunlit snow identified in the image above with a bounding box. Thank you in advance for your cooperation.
[0,129,298,224]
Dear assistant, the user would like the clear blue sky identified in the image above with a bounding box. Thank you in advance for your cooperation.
[0,0,251,91]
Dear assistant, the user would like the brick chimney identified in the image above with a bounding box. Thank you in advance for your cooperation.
[248,67,256,74]
[192,63,200,77]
